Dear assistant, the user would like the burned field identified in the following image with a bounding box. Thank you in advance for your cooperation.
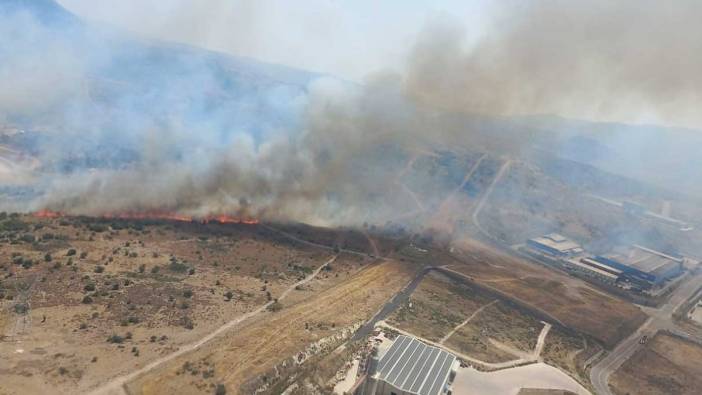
[0,214,377,394]
[609,332,702,395]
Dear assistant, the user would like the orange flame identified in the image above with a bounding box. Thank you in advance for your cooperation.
[201,215,259,225]
[32,210,259,225]
[33,209,64,218]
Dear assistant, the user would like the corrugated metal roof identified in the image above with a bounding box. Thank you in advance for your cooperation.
[377,335,456,395]
[570,259,620,279]
[529,236,582,253]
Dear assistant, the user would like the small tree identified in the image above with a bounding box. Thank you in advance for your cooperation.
[44,253,52,262]
[66,249,77,256]
[215,384,227,395]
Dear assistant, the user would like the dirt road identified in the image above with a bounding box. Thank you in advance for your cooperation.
[87,255,337,395]
[472,159,512,240]
[129,260,413,395]
[440,300,498,344]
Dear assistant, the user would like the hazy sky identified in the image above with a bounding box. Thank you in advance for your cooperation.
[58,0,492,80]
[50,1,702,129]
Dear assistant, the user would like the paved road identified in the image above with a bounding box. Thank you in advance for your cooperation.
[351,267,432,341]
[589,272,702,395]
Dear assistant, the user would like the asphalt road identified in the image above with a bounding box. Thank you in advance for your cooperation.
[589,272,702,395]
[351,267,432,341]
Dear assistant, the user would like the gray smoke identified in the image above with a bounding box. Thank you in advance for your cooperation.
[2,0,702,227]
[405,0,702,128]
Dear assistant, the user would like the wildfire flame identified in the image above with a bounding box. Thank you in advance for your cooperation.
[32,209,259,225]
[34,209,63,218]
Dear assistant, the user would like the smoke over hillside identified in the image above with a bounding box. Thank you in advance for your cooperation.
[407,0,702,127]
[2,0,702,226]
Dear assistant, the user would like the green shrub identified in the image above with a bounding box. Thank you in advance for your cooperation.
[168,261,189,273]
[107,334,124,343]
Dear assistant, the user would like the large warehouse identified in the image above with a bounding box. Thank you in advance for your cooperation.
[527,233,584,257]
[590,244,684,288]
[359,335,457,395]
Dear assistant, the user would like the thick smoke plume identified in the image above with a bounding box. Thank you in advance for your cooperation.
[2,0,702,226]
[406,0,702,127]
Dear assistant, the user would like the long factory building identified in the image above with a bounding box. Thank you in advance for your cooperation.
[526,234,684,289]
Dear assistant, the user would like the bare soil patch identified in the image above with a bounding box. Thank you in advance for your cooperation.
[609,332,702,395]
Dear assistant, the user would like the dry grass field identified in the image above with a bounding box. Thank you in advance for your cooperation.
[387,272,494,342]
[609,332,702,395]
[449,238,647,348]
[541,325,601,392]
[0,214,376,395]
[387,271,545,364]
[127,260,415,395]
[445,300,543,363]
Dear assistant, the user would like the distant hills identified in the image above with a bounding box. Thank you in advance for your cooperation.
[0,0,79,25]
[2,0,701,199]
[1,0,318,171]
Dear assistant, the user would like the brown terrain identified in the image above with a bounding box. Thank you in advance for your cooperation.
[385,265,600,391]
[388,271,544,364]
[127,260,414,395]
[609,332,702,395]
[541,325,601,392]
[0,147,664,395]
[0,214,387,395]
[448,238,647,349]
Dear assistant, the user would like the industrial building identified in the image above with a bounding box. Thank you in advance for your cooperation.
[590,245,684,289]
[358,335,457,395]
[566,258,620,284]
[526,234,684,289]
[527,233,584,257]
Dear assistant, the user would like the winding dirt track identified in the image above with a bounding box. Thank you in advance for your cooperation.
[129,260,413,395]
[87,255,338,395]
